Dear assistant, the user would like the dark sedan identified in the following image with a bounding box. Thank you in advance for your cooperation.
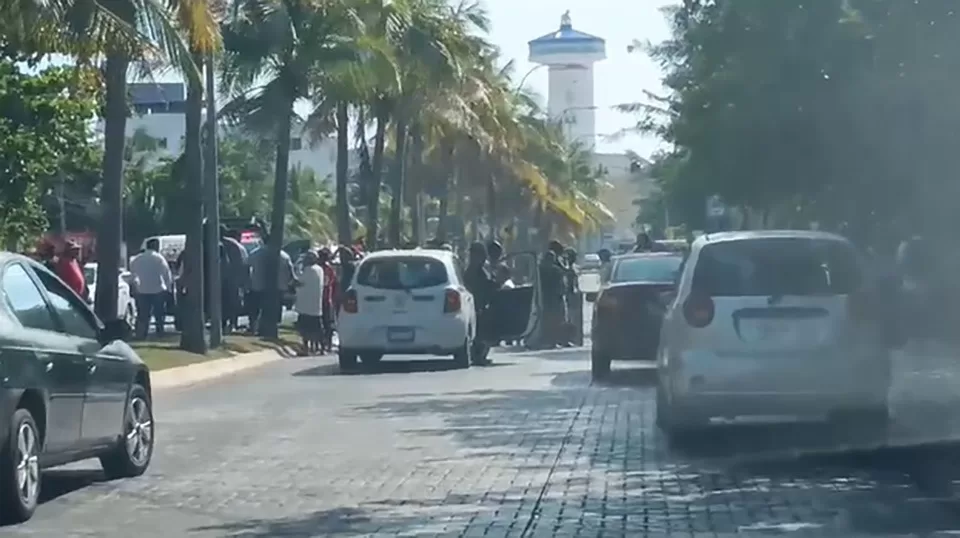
[587,252,684,379]
[0,254,154,524]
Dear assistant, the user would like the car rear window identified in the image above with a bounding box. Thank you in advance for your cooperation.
[611,256,683,283]
[692,237,861,296]
[356,257,449,290]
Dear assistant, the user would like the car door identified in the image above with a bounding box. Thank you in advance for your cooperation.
[489,252,541,342]
[33,269,128,445]
[0,262,88,454]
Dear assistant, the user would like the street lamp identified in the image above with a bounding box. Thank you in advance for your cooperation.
[514,64,546,97]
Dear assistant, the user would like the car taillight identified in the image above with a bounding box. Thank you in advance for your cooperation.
[342,289,358,314]
[444,289,461,313]
[683,294,714,328]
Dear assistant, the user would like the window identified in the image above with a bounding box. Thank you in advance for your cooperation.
[34,270,99,340]
[83,265,97,287]
[290,137,303,151]
[2,264,56,331]
[611,256,683,284]
[692,238,861,297]
[356,257,449,290]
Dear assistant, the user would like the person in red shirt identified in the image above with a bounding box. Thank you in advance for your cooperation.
[56,241,87,300]
[317,248,338,353]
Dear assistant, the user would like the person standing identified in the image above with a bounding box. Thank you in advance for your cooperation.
[294,250,324,355]
[563,248,582,346]
[464,241,495,365]
[597,248,614,284]
[220,226,248,333]
[539,243,567,348]
[247,236,296,334]
[56,241,87,300]
[318,248,338,353]
[633,232,666,253]
[129,238,173,339]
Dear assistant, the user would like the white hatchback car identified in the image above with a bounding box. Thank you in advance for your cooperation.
[338,249,541,370]
[656,230,893,436]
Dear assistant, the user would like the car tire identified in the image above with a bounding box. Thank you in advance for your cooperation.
[359,353,382,365]
[338,349,358,372]
[656,383,704,442]
[100,384,154,480]
[453,338,472,369]
[0,408,41,525]
[591,349,611,380]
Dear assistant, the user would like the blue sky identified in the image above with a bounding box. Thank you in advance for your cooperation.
[486,0,676,157]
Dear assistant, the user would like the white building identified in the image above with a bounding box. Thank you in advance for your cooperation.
[528,13,655,247]
[110,82,344,180]
[528,11,605,150]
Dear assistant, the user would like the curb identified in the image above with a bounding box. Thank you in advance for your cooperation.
[151,349,285,390]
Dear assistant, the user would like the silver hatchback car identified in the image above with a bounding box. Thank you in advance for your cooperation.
[656,230,893,436]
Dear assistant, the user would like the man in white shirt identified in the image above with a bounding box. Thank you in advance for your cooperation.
[294,250,324,354]
[130,238,173,339]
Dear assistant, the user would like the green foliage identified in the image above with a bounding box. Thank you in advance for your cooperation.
[0,61,100,248]
[634,0,960,244]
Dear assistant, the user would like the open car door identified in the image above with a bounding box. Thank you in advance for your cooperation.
[488,252,541,343]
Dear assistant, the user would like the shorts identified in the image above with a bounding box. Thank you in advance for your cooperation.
[296,314,322,339]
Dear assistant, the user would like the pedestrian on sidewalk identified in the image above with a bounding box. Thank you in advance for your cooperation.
[130,238,173,339]
[318,247,338,353]
[294,250,324,355]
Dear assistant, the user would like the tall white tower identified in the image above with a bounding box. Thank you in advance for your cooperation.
[528,11,606,149]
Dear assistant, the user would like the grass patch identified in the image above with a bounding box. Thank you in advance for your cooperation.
[132,329,300,371]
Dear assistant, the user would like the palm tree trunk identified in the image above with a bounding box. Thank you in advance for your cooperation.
[387,117,408,247]
[259,106,294,339]
[436,144,453,241]
[180,56,207,354]
[94,52,128,322]
[365,98,388,249]
[407,123,423,244]
[335,101,351,245]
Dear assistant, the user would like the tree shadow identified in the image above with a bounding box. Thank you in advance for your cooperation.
[190,507,373,537]
[348,368,960,536]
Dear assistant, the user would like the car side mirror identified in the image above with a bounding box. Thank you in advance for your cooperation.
[100,318,131,344]
[585,291,598,302]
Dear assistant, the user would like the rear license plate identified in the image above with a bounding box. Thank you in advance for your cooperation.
[749,320,794,343]
[387,327,415,343]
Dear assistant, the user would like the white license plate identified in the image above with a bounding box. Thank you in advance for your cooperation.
[387,327,415,343]
[750,320,794,342]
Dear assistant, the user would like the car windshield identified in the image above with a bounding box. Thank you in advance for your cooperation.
[611,256,682,283]
[356,257,448,290]
[83,266,96,286]
[692,237,861,297]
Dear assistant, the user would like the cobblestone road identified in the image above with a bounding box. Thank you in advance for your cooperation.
[9,317,960,535]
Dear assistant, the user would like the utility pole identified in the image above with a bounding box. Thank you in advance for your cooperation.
[204,53,223,347]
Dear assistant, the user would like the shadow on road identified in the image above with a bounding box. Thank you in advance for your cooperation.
[293,360,515,377]
[191,507,375,537]
[40,469,105,504]
[348,363,960,535]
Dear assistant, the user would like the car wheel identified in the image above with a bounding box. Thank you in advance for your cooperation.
[0,408,41,524]
[100,384,154,480]
[590,349,611,380]
[359,353,382,365]
[338,349,358,372]
[453,338,472,369]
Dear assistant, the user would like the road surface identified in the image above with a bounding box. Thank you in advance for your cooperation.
[8,273,960,537]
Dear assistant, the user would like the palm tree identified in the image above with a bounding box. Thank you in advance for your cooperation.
[220,0,364,338]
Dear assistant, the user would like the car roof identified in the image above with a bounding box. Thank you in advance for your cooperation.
[614,251,684,261]
[692,229,850,248]
[361,249,455,262]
